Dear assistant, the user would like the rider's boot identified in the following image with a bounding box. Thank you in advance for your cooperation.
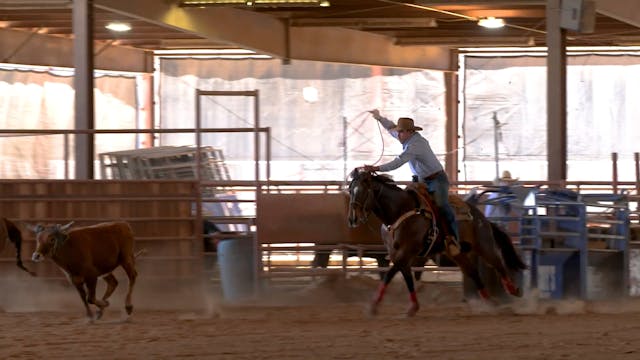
[445,235,461,256]
[445,235,472,255]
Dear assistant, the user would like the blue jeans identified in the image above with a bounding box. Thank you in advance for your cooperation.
[424,171,460,241]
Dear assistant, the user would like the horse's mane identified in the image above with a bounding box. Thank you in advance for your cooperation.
[371,173,402,190]
[349,168,402,191]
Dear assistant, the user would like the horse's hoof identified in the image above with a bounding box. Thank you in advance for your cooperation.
[95,309,103,320]
[478,288,490,300]
[406,303,419,317]
[501,278,521,297]
[125,305,133,315]
[366,303,379,317]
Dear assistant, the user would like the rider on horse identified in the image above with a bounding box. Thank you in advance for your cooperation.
[363,110,468,256]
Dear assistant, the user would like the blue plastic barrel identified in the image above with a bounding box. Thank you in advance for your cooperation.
[216,232,256,302]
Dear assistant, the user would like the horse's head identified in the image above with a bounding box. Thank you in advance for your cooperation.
[29,221,73,262]
[347,168,376,228]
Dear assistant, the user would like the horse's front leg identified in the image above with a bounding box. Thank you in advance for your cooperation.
[369,264,399,316]
[400,266,419,317]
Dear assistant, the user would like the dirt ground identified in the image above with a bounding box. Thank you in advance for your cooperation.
[1,274,640,360]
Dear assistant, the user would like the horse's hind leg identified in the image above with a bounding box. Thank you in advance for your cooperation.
[369,265,399,316]
[400,267,419,317]
[121,259,138,315]
[451,253,490,300]
[478,244,521,297]
[491,262,521,297]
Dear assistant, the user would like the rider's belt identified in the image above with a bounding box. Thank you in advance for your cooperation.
[423,170,445,181]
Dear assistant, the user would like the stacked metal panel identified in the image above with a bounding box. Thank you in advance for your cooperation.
[99,146,231,181]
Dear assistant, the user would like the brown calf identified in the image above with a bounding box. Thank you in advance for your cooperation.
[30,221,138,320]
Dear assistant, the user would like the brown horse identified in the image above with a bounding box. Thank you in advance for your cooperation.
[346,168,525,317]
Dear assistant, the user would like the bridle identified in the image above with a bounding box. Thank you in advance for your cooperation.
[348,175,382,226]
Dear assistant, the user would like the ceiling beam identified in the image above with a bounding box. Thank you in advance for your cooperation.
[290,17,438,28]
[594,0,640,28]
[0,27,152,72]
[395,35,535,47]
[94,0,452,70]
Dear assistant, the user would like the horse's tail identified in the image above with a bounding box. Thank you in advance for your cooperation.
[490,221,527,271]
[4,219,36,276]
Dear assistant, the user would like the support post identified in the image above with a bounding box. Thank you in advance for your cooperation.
[73,0,95,179]
[612,152,618,194]
[493,112,500,180]
[546,0,567,184]
[444,50,459,181]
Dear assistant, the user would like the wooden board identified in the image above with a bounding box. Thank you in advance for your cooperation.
[257,192,382,246]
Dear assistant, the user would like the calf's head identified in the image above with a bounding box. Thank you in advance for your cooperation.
[29,221,74,262]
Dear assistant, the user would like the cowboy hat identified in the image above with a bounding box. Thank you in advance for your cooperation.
[393,117,423,132]
[499,170,519,182]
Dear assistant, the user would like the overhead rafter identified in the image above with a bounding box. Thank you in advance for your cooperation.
[94,0,453,70]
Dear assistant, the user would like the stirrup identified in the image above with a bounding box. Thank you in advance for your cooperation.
[447,235,471,254]
[445,235,460,256]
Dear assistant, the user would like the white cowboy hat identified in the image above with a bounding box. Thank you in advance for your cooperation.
[499,170,519,182]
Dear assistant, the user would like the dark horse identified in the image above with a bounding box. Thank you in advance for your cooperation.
[347,169,525,316]
[1,218,35,276]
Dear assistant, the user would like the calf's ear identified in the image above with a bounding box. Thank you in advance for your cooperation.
[24,223,44,233]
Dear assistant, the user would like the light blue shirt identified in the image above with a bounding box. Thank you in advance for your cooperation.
[376,116,443,178]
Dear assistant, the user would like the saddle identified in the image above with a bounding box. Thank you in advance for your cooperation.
[404,182,473,256]
[404,183,473,222]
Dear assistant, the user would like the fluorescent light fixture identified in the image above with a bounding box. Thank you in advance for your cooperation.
[105,22,131,32]
[478,17,505,29]
[181,0,330,7]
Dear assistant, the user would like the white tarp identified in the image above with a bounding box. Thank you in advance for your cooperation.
[463,54,640,181]
[0,67,138,178]
[159,58,446,181]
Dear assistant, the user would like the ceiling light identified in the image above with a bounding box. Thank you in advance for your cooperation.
[105,22,131,32]
[478,17,505,29]
[302,86,318,103]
